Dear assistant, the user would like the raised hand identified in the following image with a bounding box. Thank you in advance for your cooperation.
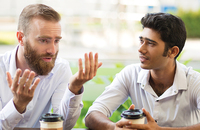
[6,69,40,113]
[69,52,102,95]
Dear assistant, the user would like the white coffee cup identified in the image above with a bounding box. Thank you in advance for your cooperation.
[40,113,64,130]
[121,109,146,125]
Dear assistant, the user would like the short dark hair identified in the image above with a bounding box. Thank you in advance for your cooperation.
[141,13,186,59]
[18,4,61,36]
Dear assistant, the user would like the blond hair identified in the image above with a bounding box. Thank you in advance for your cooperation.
[18,4,61,36]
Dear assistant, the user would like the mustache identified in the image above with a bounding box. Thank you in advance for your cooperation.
[41,54,54,57]
[139,54,149,60]
[40,51,58,58]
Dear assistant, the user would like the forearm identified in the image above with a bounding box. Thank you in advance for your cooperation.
[85,111,115,130]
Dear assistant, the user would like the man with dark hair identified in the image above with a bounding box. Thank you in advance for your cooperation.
[0,4,102,130]
[85,13,200,129]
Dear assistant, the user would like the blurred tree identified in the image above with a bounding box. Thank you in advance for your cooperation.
[178,9,200,38]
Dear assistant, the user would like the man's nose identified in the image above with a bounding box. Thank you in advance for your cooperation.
[47,43,57,55]
[138,43,147,54]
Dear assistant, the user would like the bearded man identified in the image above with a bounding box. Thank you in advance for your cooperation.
[0,4,102,130]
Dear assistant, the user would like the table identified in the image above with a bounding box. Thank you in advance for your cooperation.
[14,128,39,130]
[14,128,88,130]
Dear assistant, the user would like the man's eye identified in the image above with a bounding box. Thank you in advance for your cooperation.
[140,39,144,43]
[148,42,155,46]
[40,39,47,43]
[55,39,60,43]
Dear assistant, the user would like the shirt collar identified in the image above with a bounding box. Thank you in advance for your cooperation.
[137,61,188,91]
[137,68,150,87]
[9,45,18,78]
[172,61,187,90]
[8,45,54,79]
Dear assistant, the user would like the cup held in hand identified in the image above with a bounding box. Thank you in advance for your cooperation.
[121,109,146,124]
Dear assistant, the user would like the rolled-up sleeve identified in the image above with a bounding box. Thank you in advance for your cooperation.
[86,68,130,118]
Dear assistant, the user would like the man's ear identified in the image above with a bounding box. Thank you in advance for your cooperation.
[168,46,179,58]
[16,31,25,46]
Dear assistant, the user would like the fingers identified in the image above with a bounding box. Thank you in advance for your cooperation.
[97,62,103,69]
[24,71,36,93]
[79,52,101,80]
[12,69,22,91]
[94,53,98,76]
[84,53,89,79]
[94,53,102,76]
[6,71,12,88]
[10,69,39,95]
[142,108,155,122]
[18,69,31,93]
[125,123,146,129]
[7,69,40,114]
[116,119,132,128]
[129,104,135,110]
[89,52,94,79]
[78,58,83,79]
[29,78,40,95]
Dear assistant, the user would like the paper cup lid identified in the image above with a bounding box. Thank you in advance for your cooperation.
[40,113,64,122]
[121,109,145,119]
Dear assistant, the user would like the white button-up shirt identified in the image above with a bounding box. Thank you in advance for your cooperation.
[0,46,83,130]
[86,61,200,127]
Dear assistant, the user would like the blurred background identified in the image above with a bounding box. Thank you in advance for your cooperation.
[1,0,200,67]
[1,0,200,128]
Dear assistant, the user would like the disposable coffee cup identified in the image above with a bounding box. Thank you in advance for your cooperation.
[121,109,146,125]
[40,113,64,130]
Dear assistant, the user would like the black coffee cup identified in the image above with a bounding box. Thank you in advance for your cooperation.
[121,109,146,124]
[40,113,64,130]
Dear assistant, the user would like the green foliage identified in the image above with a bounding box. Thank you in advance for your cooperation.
[177,50,193,66]
[176,50,184,61]
[74,101,93,128]
[109,98,132,122]
[74,98,132,128]
[178,9,200,38]
[92,76,105,84]
[115,62,125,68]
[182,58,193,66]
[0,31,16,45]
[196,69,200,73]
[0,40,11,45]
[73,64,126,128]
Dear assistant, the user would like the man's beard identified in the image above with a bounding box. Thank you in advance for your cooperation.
[24,41,58,75]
